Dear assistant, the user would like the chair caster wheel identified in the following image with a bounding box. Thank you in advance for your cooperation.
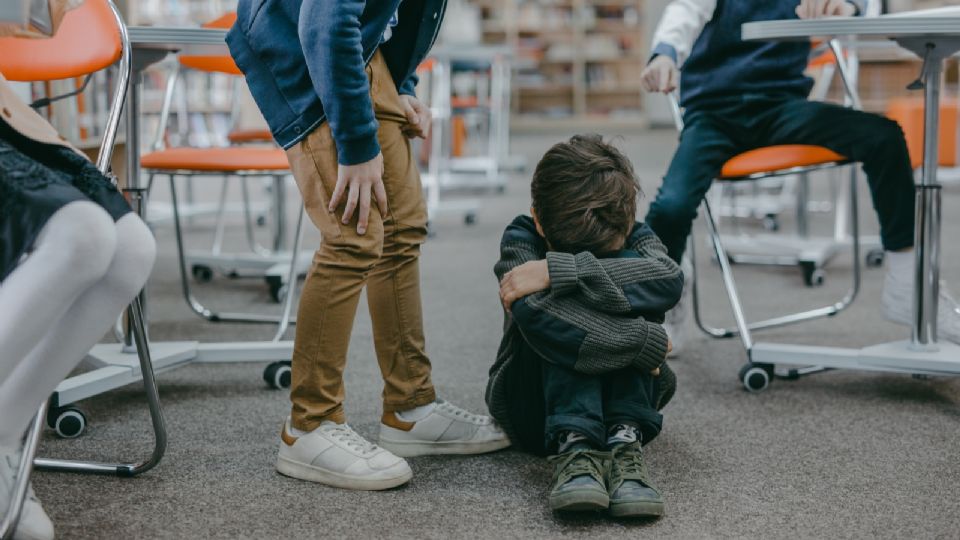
[464,212,477,225]
[263,361,292,390]
[256,215,268,227]
[739,363,773,393]
[801,262,824,287]
[192,264,214,283]
[866,248,885,268]
[762,214,780,232]
[265,276,286,303]
[47,406,87,438]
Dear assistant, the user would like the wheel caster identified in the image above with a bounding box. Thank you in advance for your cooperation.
[47,406,87,438]
[256,215,267,227]
[192,264,214,283]
[762,214,780,232]
[263,361,292,389]
[495,185,506,194]
[739,363,773,393]
[266,276,285,303]
[801,262,824,287]
[866,248,885,268]
[464,212,477,225]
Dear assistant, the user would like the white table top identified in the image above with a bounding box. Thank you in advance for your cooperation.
[743,13,960,42]
[128,26,228,55]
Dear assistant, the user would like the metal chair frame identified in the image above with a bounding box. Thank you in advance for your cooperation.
[671,39,868,345]
[146,58,308,324]
[1,3,166,538]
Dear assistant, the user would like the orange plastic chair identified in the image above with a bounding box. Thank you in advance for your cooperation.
[885,96,957,169]
[141,12,301,325]
[666,39,874,393]
[0,0,166,513]
[0,0,129,173]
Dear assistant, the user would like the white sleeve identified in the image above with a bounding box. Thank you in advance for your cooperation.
[650,0,717,67]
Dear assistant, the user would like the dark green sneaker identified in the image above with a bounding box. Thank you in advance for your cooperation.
[547,449,610,512]
[607,441,664,518]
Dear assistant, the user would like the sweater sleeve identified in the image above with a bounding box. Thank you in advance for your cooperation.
[511,294,670,375]
[299,0,380,166]
[650,0,717,66]
[544,223,684,316]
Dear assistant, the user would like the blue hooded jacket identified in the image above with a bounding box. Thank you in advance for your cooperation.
[227,1,447,165]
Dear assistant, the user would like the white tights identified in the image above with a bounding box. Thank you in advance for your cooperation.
[0,202,156,446]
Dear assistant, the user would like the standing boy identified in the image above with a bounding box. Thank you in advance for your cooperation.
[488,135,682,517]
[228,0,508,491]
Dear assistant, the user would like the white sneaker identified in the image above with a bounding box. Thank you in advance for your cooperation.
[275,419,412,491]
[882,276,960,344]
[378,400,511,457]
[663,257,692,358]
[1,447,54,540]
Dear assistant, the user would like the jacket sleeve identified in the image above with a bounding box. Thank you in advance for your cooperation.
[398,72,419,97]
[511,294,670,375]
[545,223,684,318]
[299,0,380,166]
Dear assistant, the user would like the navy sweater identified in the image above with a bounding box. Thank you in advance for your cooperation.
[660,0,815,110]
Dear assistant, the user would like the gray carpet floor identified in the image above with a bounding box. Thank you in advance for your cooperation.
[29,130,960,539]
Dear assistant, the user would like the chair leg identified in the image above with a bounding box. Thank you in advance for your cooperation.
[702,200,755,354]
[0,406,45,540]
[169,175,296,325]
[33,297,167,477]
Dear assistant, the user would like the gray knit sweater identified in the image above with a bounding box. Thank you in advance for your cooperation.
[486,216,683,453]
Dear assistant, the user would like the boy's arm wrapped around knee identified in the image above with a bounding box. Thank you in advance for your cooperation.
[545,223,683,318]
[494,216,546,283]
[511,294,669,375]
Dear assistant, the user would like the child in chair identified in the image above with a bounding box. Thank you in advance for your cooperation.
[487,134,683,517]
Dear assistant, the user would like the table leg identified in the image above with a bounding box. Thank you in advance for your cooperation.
[912,55,944,349]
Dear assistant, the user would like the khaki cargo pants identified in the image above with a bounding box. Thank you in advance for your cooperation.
[284,51,436,430]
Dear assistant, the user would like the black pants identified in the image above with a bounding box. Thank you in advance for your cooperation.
[645,96,916,263]
[542,360,662,452]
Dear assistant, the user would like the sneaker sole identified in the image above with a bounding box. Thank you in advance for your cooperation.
[609,499,664,518]
[549,489,610,512]
[275,455,412,491]
[378,437,511,458]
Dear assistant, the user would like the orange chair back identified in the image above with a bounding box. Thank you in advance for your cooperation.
[178,12,242,76]
[0,0,122,81]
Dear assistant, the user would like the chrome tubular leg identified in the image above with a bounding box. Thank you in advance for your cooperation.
[241,177,270,257]
[702,200,754,354]
[211,177,231,256]
[170,176,294,325]
[0,406,45,540]
[272,204,306,342]
[34,298,167,477]
[913,52,944,349]
[689,231,731,338]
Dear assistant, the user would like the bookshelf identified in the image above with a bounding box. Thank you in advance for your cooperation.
[473,0,648,127]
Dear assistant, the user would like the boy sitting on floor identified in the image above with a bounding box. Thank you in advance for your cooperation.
[486,135,682,517]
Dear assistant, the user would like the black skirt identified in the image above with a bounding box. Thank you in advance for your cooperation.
[0,119,131,281]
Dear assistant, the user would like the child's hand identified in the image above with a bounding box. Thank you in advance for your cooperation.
[400,95,431,139]
[499,260,550,310]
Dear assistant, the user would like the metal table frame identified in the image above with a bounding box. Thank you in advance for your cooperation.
[726,13,960,388]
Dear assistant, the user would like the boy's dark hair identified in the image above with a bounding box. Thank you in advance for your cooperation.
[531,134,641,255]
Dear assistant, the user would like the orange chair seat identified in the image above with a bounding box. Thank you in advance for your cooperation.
[720,145,847,179]
[142,147,289,172]
[227,129,275,144]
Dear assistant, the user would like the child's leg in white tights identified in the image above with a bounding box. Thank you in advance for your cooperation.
[0,208,156,445]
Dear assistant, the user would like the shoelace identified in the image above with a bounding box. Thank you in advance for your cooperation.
[610,444,650,487]
[548,449,607,484]
[438,401,489,425]
[326,424,377,455]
